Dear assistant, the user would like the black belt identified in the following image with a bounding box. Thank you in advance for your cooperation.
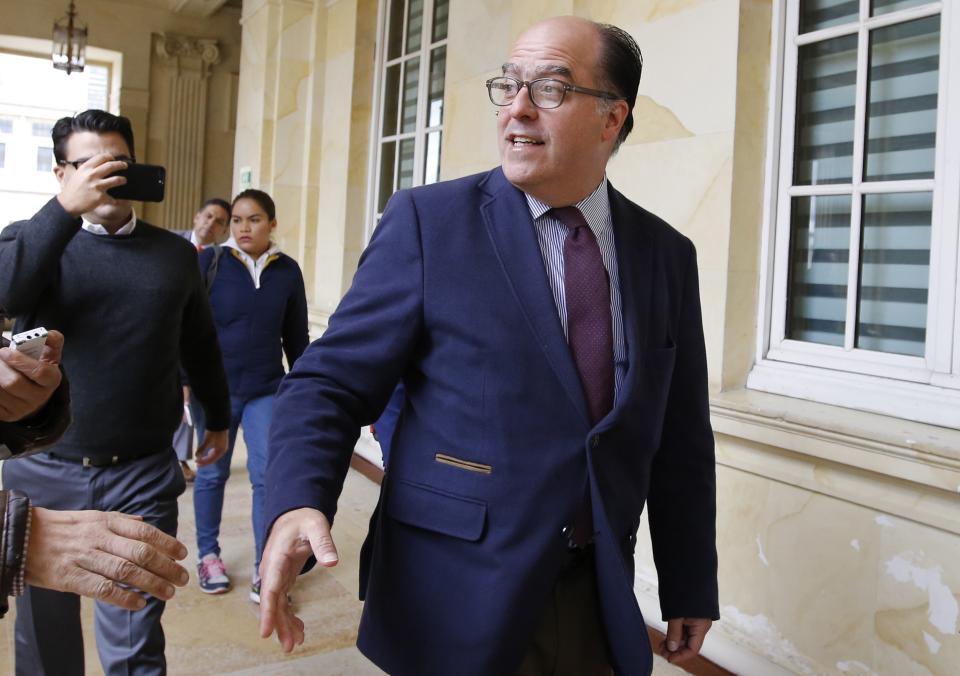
[47,447,168,468]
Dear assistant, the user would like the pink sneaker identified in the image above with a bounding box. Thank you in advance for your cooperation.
[197,554,231,594]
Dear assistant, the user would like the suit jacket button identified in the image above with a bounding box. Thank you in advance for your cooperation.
[591,435,600,449]
[561,526,572,540]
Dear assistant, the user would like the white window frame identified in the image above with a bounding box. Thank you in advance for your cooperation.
[365,0,448,241]
[749,0,960,429]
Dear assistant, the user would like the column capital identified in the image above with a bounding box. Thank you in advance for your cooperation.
[154,33,221,76]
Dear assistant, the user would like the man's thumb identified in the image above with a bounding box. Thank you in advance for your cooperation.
[307,519,339,567]
[665,618,684,652]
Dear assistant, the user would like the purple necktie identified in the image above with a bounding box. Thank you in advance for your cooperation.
[552,206,615,425]
[551,206,614,547]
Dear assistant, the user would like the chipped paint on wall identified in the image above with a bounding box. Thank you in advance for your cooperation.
[720,605,819,674]
[836,660,878,675]
[756,535,769,566]
[922,631,942,654]
[885,552,959,635]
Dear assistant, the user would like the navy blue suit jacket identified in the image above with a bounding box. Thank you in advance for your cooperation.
[264,168,718,676]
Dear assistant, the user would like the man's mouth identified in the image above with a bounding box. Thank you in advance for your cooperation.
[509,134,544,147]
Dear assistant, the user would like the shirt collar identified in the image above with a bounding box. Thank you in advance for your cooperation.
[222,238,282,290]
[81,209,137,236]
[523,177,611,230]
[223,238,281,265]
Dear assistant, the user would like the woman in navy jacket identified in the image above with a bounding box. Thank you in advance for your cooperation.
[193,189,309,600]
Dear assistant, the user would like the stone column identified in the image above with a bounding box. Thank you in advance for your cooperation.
[152,32,220,230]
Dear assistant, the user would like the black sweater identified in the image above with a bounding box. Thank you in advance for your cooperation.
[0,198,230,461]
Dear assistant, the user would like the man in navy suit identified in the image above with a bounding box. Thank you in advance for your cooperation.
[259,16,718,676]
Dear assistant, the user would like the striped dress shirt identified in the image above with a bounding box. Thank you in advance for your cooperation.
[524,178,628,401]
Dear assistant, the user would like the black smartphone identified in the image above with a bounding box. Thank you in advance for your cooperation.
[107,163,166,202]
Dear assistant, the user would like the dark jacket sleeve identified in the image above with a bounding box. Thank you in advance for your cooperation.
[264,190,424,534]
[0,198,80,317]
[281,258,310,370]
[0,375,71,460]
[179,254,231,431]
[0,489,32,618]
[0,338,72,460]
[645,242,720,622]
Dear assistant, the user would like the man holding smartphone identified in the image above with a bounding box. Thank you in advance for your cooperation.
[0,109,231,676]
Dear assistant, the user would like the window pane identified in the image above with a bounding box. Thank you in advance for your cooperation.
[864,15,939,182]
[36,147,53,172]
[786,195,852,346]
[377,141,396,213]
[794,34,858,185]
[86,64,109,111]
[398,138,415,189]
[382,64,401,137]
[872,0,930,17]
[427,46,446,127]
[387,0,405,61]
[856,192,930,356]
[0,143,5,168]
[401,57,420,134]
[424,131,441,184]
[405,0,423,54]
[432,0,449,42]
[0,118,12,134]
[32,121,52,137]
[800,0,859,34]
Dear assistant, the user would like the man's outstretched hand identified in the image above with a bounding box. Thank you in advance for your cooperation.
[258,507,339,652]
[26,509,190,610]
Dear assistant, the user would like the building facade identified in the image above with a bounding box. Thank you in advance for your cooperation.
[234,1,959,673]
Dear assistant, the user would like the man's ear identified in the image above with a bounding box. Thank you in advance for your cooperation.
[53,164,66,185]
[602,100,629,144]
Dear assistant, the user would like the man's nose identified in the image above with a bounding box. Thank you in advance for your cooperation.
[508,84,538,119]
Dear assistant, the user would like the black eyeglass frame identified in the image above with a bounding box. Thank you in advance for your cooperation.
[485,76,622,110]
[57,156,136,169]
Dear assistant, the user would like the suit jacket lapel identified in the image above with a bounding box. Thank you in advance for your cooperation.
[479,169,590,426]
[605,183,651,426]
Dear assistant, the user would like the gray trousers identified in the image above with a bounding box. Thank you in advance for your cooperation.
[2,449,185,676]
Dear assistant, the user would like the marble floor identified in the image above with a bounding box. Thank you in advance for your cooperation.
[0,440,687,675]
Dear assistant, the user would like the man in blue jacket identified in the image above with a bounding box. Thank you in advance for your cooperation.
[259,16,718,676]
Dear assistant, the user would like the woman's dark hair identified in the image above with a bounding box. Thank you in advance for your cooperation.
[595,23,644,150]
[200,197,231,216]
[232,189,276,221]
[52,110,136,164]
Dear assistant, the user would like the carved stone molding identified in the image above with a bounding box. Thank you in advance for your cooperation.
[154,33,220,76]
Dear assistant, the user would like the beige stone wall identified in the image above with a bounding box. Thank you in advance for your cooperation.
[0,0,241,228]
[234,0,377,322]
[234,0,960,673]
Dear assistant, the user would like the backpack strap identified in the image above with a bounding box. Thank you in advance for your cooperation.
[204,245,223,293]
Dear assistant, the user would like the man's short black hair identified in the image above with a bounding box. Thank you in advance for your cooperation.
[200,198,231,216]
[52,109,136,164]
[595,24,643,150]
[233,189,276,222]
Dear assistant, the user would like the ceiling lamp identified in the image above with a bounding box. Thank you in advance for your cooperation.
[52,1,87,75]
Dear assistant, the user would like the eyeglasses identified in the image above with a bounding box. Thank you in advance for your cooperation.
[485,76,621,110]
[58,155,135,169]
